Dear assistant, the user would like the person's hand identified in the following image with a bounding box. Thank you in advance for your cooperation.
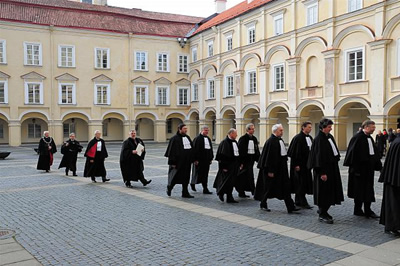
[66,143,69,147]
[295,166,300,171]
[268,173,274,178]
[132,150,138,154]
[171,165,176,168]
[48,146,52,150]
[194,161,199,166]
[90,160,94,163]
[321,174,328,181]
[240,164,243,170]
[223,169,228,172]
[141,149,144,152]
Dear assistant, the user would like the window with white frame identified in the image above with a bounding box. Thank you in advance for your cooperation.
[102,122,108,137]
[156,86,169,105]
[192,83,198,101]
[63,123,75,138]
[226,36,233,51]
[178,87,189,105]
[225,75,234,97]
[248,26,256,44]
[274,14,284,36]
[58,45,75,67]
[157,53,169,72]
[207,79,215,99]
[247,71,257,94]
[59,83,76,104]
[134,86,148,105]
[135,51,148,71]
[95,48,110,69]
[0,81,8,104]
[24,42,42,66]
[346,47,364,82]
[178,55,189,73]
[273,64,285,91]
[28,123,41,138]
[0,40,6,64]
[95,84,110,105]
[192,47,198,62]
[306,2,318,26]
[24,82,43,104]
[207,41,214,57]
[348,0,362,12]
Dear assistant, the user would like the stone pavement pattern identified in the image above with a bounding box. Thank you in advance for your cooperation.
[0,143,399,265]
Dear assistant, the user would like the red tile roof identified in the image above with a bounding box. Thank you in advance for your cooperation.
[192,0,275,36]
[0,0,204,37]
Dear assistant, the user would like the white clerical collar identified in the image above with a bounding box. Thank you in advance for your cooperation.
[305,136,312,150]
[367,138,375,155]
[248,140,255,154]
[327,138,339,156]
[182,136,191,149]
[232,142,239,156]
[279,139,287,156]
[204,137,211,149]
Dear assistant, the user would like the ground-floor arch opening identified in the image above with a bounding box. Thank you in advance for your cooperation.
[298,104,324,137]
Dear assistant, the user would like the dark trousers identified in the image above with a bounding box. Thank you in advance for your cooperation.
[355,200,372,213]
[169,179,190,195]
[318,204,331,216]
[295,193,309,206]
[126,176,147,186]
[65,168,76,175]
[261,194,295,211]
[92,176,107,182]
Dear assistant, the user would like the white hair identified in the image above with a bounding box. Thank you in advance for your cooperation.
[69,132,75,137]
[129,129,136,133]
[272,124,283,133]
[227,128,237,135]
[94,130,101,135]
[43,131,49,135]
[246,123,254,131]
[200,125,209,132]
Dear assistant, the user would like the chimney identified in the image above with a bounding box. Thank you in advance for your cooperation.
[215,0,227,13]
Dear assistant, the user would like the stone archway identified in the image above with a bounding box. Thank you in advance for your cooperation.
[166,113,185,140]
[242,107,260,140]
[0,113,9,144]
[205,110,216,141]
[298,103,324,137]
[135,113,156,141]
[267,106,289,142]
[20,113,48,144]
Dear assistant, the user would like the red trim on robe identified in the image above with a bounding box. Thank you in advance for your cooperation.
[86,142,97,158]
[49,152,53,166]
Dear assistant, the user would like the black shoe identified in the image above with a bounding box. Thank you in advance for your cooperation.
[72,173,78,177]
[91,179,97,183]
[102,179,110,183]
[227,197,239,203]
[46,170,49,173]
[302,204,313,209]
[354,210,365,216]
[218,194,224,202]
[384,230,400,237]
[190,184,197,192]
[125,184,133,188]
[238,193,250,198]
[143,179,152,187]
[260,203,271,212]
[182,193,194,198]
[203,188,213,195]
[365,211,380,219]
[65,171,69,176]
[166,186,172,196]
[319,214,333,224]
[288,207,301,214]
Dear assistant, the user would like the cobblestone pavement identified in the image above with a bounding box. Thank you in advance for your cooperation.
[0,143,399,265]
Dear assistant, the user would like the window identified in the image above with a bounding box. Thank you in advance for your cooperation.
[178,55,189,73]
[274,14,284,36]
[59,84,75,104]
[207,79,215,99]
[0,81,8,104]
[207,41,214,57]
[226,36,233,51]
[248,71,257,94]
[134,86,148,105]
[273,64,285,91]
[248,26,256,44]
[167,119,172,134]
[346,47,364,82]
[102,122,108,137]
[24,42,42,66]
[0,40,6,64]
[58,45,75,67]
[95,48,110,69]
[81,0,93,3]
[28,123,41,138]
[135,51,148,71]
[95,84,110,105]
[192,47,198,62]
[0,124,3,138]
[25,82,43,104]
[306,2,318,26]
[225,75,234,97]
[157,53,169,72]
[178,88,189,105]
[63,123,75,138]
[192,83,198,101]
[157,86,169,105]
[348,0,362,12]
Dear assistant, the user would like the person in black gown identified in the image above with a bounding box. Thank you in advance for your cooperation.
[120,130,151,188]
[379,133,400,236]
[190,125,214,194]
[344,120,382,218]
[165,123,194,198]
[83,130,110,183]
[254,124,300,213]
[236,123,260,198]
[37,131,57,173]
[214,128,241,203]
[58,133,82,176]
[307,118,344,224]
[287,121,313,209]
[375,130,386,158]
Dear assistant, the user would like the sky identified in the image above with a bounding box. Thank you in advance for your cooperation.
[107,0,244,17]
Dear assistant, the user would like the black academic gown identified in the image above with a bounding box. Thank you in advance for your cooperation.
[58,139,83,172]
[375,134,386,158]
[344,131,382,203]
[307,131,344,207]
[236,134,260,194]
[37,137,57,171]
[164,133,194,186]
[83,138,108,178]
[213,137,240,196]
[379,135,400,231]
[191,134,214,185]
[120,137,146,183]
[287,131,313,196]
[254,134,291,201]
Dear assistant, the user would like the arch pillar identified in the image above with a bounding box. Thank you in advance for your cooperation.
[198,79,206,119]
[235,118,246,138]
[286,57,301,116]
[288,117,300,141]
[154,120,167,142]
[368,115,386,131]
[184,120,198,138]
[8,120,21,147]
[88,120,103,140]
[49,120,64,145]
[234,70,244,119]
[123,120,131,139]
[322,49,341,117]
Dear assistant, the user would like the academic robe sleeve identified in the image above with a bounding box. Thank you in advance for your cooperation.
[257,137,279,174]
[215,139,231,169]
[102,140,108,158]
[164,136,179,165]
[238,135,248,165]
[51,139,57,154]
[287,135,302,167]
